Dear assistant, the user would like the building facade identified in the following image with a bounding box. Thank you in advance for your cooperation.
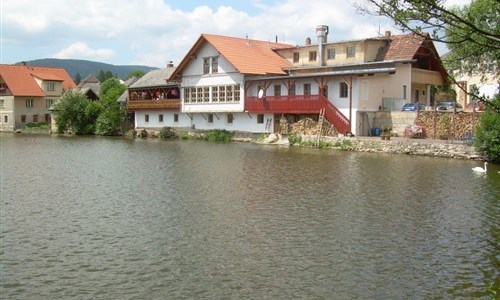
[0,64,76,132]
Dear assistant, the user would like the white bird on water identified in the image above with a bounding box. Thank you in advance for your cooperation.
[472,162,488,173]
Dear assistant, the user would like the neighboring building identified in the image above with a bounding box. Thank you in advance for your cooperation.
[455,72,499,107]
[126,65,181,129]
[0,64,76,131]
[77,74,101,96]
[166,26,447,136]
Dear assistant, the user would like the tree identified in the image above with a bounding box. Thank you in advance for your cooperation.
[473,94,500,162]
[53,91,102,135]
[97,70,106,83]
[357,0,500,79]
[126,70,146,80]
[74,72,81,85]
[95,78,127,135]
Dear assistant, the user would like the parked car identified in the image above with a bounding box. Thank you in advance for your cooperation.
[464,101,485,112]
[401,103,426,111]
[435,101,463,111]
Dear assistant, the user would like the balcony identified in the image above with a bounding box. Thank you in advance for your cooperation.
[127,99,180,111]
[245,95,325,113]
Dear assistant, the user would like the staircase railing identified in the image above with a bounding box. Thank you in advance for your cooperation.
[319,95,351,134]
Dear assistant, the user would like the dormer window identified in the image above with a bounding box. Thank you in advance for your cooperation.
[203,56,219,74]
[46,82,55,91]
[0,83,7,94]
[293,52,300,63]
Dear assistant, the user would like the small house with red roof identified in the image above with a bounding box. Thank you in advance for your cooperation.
[0,64,76,131]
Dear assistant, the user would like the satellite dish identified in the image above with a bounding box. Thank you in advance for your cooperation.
[258,89,264,99]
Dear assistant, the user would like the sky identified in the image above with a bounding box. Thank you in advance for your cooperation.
[1,0,469,68]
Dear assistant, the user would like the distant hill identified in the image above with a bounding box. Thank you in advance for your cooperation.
[17,58,157,81]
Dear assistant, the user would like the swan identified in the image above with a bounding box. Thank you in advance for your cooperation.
[472,162,488,173]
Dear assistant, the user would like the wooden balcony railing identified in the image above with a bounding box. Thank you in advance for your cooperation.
[127,99,181,111]
[245,95,351,133]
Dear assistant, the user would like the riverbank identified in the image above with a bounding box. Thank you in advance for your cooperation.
[6,128,485,161]
[250,133,485,161]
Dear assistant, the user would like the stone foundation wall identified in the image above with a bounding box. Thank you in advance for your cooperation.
[300,136,484,160]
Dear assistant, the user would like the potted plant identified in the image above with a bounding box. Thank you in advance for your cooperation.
[381,126,392,140]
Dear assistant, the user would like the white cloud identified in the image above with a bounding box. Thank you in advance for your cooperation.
[2,0,405,67]
[52,42,115,60]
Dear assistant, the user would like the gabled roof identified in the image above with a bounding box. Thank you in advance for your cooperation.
[0,64,76,97]
[130,67,177,89]
[382,33,426,61]
[170,34,293,79]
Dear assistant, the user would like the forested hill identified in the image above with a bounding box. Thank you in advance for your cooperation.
[17,58,157,81]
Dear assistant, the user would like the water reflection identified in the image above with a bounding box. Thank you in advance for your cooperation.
[1,134,498,299]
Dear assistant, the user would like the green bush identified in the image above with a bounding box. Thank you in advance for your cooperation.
[473,95,500,162]
[288,133,302,145]
[205,129,233,142]
[179,132,191,140]
[159,127,176,139]
[25,122,49,129]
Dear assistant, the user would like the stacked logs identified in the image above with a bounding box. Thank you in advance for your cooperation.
[281,117,339,136]
[415,111,482,140]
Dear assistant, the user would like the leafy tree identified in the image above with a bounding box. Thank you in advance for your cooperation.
[53,90,102,135]
[95,78,127,135]
[473,94,500,162]
[126,70,146,80]
[74,72,81,85]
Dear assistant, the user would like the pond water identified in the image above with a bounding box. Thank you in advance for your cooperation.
[1,133,499,299]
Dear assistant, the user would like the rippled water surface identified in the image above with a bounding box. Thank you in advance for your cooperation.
[1,134,499,299]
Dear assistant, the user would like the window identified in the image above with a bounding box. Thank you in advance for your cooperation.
[46,99,54,108]
[289,84,296,96]
[340,82,348,98]
[219,86,226,102]
[47,82,55,91]
[234,85,240,102]
[145,114,149,123]
[347,46,356,58]
[26,98,33,108]
[190,87,197,102]
[197,87,203,103]
[274,85,281,96]
[33,115,38,123]
[327,48,336,59]
[309,51,317,62]
[203,87,210,102]
[403,85,407,100]
[4,115,8,123]
[227,113,233,124]
[208,113,213,123]
[21,115,26,123]
[159,114,164,123]
[45,114,50,123]
[211,57,218,74]
[226,86,233,102]
[0,83,7,94]
[203,58,210,74]
[304,83,311,96]
[203,57,218,74]
[174,114,179,122]
[415,89,420,102]
[212,86,219,102]
[293,52,300,63]
[257,114,264,124]
[0,99,4,108]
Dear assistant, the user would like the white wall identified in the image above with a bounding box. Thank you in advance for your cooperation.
[135,110,273,133]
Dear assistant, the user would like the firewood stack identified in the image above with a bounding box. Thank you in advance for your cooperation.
[415,111,482,140]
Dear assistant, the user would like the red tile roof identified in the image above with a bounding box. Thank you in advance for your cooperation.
[170,34,293,79]
[383,34,426,60]
[0,64,76,96]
